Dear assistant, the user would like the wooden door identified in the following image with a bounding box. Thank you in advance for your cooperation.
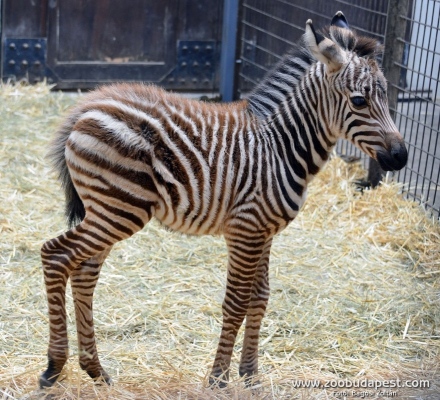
[1,0,223,90]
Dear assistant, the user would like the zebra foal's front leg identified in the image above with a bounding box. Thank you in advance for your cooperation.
[239,238,272,385]
[209,232,270,388]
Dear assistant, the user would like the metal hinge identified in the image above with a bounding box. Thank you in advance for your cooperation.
[165,40,219,89]
[3,38,47,83]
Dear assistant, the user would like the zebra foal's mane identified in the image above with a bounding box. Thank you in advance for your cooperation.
[247,24,382,118]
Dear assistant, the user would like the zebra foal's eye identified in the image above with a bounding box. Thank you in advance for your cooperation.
[350,96,367,108]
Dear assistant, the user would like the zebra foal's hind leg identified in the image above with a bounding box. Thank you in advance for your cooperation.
[40,209,150,388]
[39,222,107,388]
[71,247,112,384]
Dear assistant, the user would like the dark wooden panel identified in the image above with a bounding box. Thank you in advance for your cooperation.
[55,1,171,63]
[45,0,223,89]
[2,0,47,38]
[177,0,223,40]
[2,0,223,90]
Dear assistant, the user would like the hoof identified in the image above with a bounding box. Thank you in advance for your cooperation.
[86,369,112,386]
[244,377,260,388]
[39,372,59,389]
[208,375,228,388]
[40,355,66,389]
[93,374,113,386]
[239,368,260,388]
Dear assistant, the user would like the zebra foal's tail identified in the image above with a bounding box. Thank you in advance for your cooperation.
[47,109,85,228]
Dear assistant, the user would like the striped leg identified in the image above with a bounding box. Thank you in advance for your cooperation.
[40,212,149,388]
[39,232,79,388]
[239,238,272,385]
[71,248,112,383]
[209,233,268,387]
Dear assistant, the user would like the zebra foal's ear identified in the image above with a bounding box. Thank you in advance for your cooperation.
[304,19,347,74]
[331,11,349,29]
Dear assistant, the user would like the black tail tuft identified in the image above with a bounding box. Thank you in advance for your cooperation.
[64,173,86,228]
[48,112,86,229]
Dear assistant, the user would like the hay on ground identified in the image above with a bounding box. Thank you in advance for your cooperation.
[0,83,439,399]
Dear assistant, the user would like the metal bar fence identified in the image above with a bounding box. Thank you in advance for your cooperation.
[394,0,440,220]
[235,0,440,220]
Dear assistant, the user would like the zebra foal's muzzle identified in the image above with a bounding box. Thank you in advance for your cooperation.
[375,135,408,171]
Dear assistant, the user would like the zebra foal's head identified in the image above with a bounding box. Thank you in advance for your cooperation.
[305,11,407,171]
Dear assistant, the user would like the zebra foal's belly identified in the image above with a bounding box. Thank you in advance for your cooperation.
[153,191,228,236]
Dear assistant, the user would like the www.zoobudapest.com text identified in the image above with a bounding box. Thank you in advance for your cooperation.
[291,379,430,390]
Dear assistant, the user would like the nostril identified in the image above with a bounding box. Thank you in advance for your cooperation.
[391,148,401,161]
[390,142,408,167]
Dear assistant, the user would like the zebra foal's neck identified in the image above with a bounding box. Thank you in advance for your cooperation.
[247,40,335,184]
[247,38,315,119]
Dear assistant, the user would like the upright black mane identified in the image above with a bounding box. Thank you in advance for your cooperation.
[247,37,314,118]
[325,26,383,58]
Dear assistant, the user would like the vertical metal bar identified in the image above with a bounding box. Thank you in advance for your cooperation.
[231,0,243,101]
[368,0,410,187]
[219,0,239,102]
[0,0,3,80]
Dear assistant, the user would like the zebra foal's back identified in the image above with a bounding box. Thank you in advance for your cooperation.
[55,83,252,236]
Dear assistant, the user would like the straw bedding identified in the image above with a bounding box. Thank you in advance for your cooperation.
[0,83,439,399]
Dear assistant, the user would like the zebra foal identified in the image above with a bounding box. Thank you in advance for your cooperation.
[40,12,407,388]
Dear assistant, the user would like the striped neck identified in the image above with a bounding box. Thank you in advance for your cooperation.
[247,37,314,118]
[256,59,338,183]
